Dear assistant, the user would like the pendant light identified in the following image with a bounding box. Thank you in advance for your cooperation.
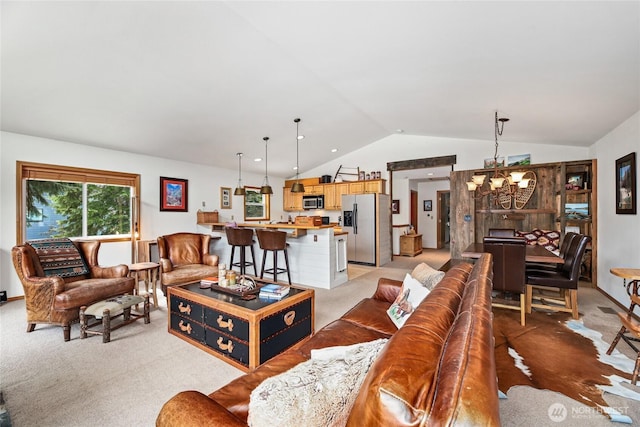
[291,118,305,193]
[260,136,273,195]
[234,152,245,196]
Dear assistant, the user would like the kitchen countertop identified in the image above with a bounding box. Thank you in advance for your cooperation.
[208,222,337,230]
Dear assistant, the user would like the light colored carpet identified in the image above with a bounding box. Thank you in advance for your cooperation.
[1,250,638,426]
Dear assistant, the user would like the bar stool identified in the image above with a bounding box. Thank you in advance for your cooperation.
[225,227,257,276]
[256,229,291,285]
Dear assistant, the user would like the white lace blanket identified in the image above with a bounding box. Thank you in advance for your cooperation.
[248,338,388,427]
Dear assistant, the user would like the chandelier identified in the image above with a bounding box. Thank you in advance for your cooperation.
[466,112,537,210]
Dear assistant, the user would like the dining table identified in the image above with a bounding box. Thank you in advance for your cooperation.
[462,243,564,264]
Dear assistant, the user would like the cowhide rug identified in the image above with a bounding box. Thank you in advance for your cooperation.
[493,309,640,423]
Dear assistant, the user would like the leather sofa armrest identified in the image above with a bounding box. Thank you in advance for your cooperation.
[160,258,173,273]
[203,254,218,267]
[156,391,246,427]
[90,264,129,279]
[372,278,403,303]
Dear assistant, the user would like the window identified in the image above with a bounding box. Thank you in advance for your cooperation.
[17,162,141,243]
[243,186,270,221]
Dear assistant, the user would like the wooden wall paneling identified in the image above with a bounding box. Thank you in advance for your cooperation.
[449,169,475,259]
[450,159,597,284]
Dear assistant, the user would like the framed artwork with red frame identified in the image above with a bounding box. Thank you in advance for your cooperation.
[160,176,188,212]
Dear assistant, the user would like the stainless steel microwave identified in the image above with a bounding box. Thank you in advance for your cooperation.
[302,195,324,210]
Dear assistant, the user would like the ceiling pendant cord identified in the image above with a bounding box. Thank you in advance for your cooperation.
[234,152,245,196]
[291,118,305,193]
[260,136,273,195]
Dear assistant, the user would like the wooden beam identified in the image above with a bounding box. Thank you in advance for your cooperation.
[387,155,456,172]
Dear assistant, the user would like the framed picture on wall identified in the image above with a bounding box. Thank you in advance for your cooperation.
[391,200,400,214]
[220,187,232,209]
[423,200,432,211]
[616,152,636,214]
[160,176,188,212]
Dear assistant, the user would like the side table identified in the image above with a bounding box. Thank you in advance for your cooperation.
[129,262,160,307]
[400,234,423,257]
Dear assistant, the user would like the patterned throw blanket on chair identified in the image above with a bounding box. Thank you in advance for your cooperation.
[27,238,89,278]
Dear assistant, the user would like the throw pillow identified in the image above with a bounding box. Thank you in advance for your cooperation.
[410,262,445,290]
[248,338,388,427]
[534,229,560,252]
[386,273,431,329]
[516,230,539,246]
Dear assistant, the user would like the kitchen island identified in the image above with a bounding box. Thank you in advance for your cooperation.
[204,223,349,290]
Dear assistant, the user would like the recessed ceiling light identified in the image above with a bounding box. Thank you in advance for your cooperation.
[293,166,298,170]
[396,129,404,133]
[427,172,434,176]
[331,148,338,153]
[254,158,262,162]
[297,135,305,140]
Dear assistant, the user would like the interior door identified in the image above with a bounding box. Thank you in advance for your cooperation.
[411,190,418,232]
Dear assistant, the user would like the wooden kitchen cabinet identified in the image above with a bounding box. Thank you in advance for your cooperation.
[323,184,337,210]
[334,183,350,210]
[283,187,303,211]
[282,179,385,211]
[349,179,386,194]
[305,185,324,196]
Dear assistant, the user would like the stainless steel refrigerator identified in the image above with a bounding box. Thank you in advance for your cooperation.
[342,193,387,265]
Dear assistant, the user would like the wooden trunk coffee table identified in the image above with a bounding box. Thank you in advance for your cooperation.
[168,280,314,372]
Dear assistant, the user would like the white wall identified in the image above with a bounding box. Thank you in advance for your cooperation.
[591,111,640,307]
[417,180,450,248]
[1,132,284,298]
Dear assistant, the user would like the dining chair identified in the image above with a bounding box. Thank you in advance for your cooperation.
[488,228,516,237]
[525,234,590,319]
[483,236,527,326]
[606,292,640,385]
[525,232,578,273]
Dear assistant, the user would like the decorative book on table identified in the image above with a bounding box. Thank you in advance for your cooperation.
[200,276,218,285]
[259,284,290,299]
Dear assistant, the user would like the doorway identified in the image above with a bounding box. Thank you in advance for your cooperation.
[437,190,450,249]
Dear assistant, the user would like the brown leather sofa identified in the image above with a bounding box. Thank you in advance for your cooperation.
[12,240,135,341]
[157,232,219,295]
[156,254,499,426]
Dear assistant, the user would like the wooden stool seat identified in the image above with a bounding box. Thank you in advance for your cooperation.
[256,229,291,285]
[226,227,257,276]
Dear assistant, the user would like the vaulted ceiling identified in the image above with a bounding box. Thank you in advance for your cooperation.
[2,1,638,178]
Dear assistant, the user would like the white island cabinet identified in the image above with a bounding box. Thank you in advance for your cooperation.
[208,224,348,290]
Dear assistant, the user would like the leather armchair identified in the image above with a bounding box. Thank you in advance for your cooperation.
[157,232,219,294]
[11,240,135,341]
